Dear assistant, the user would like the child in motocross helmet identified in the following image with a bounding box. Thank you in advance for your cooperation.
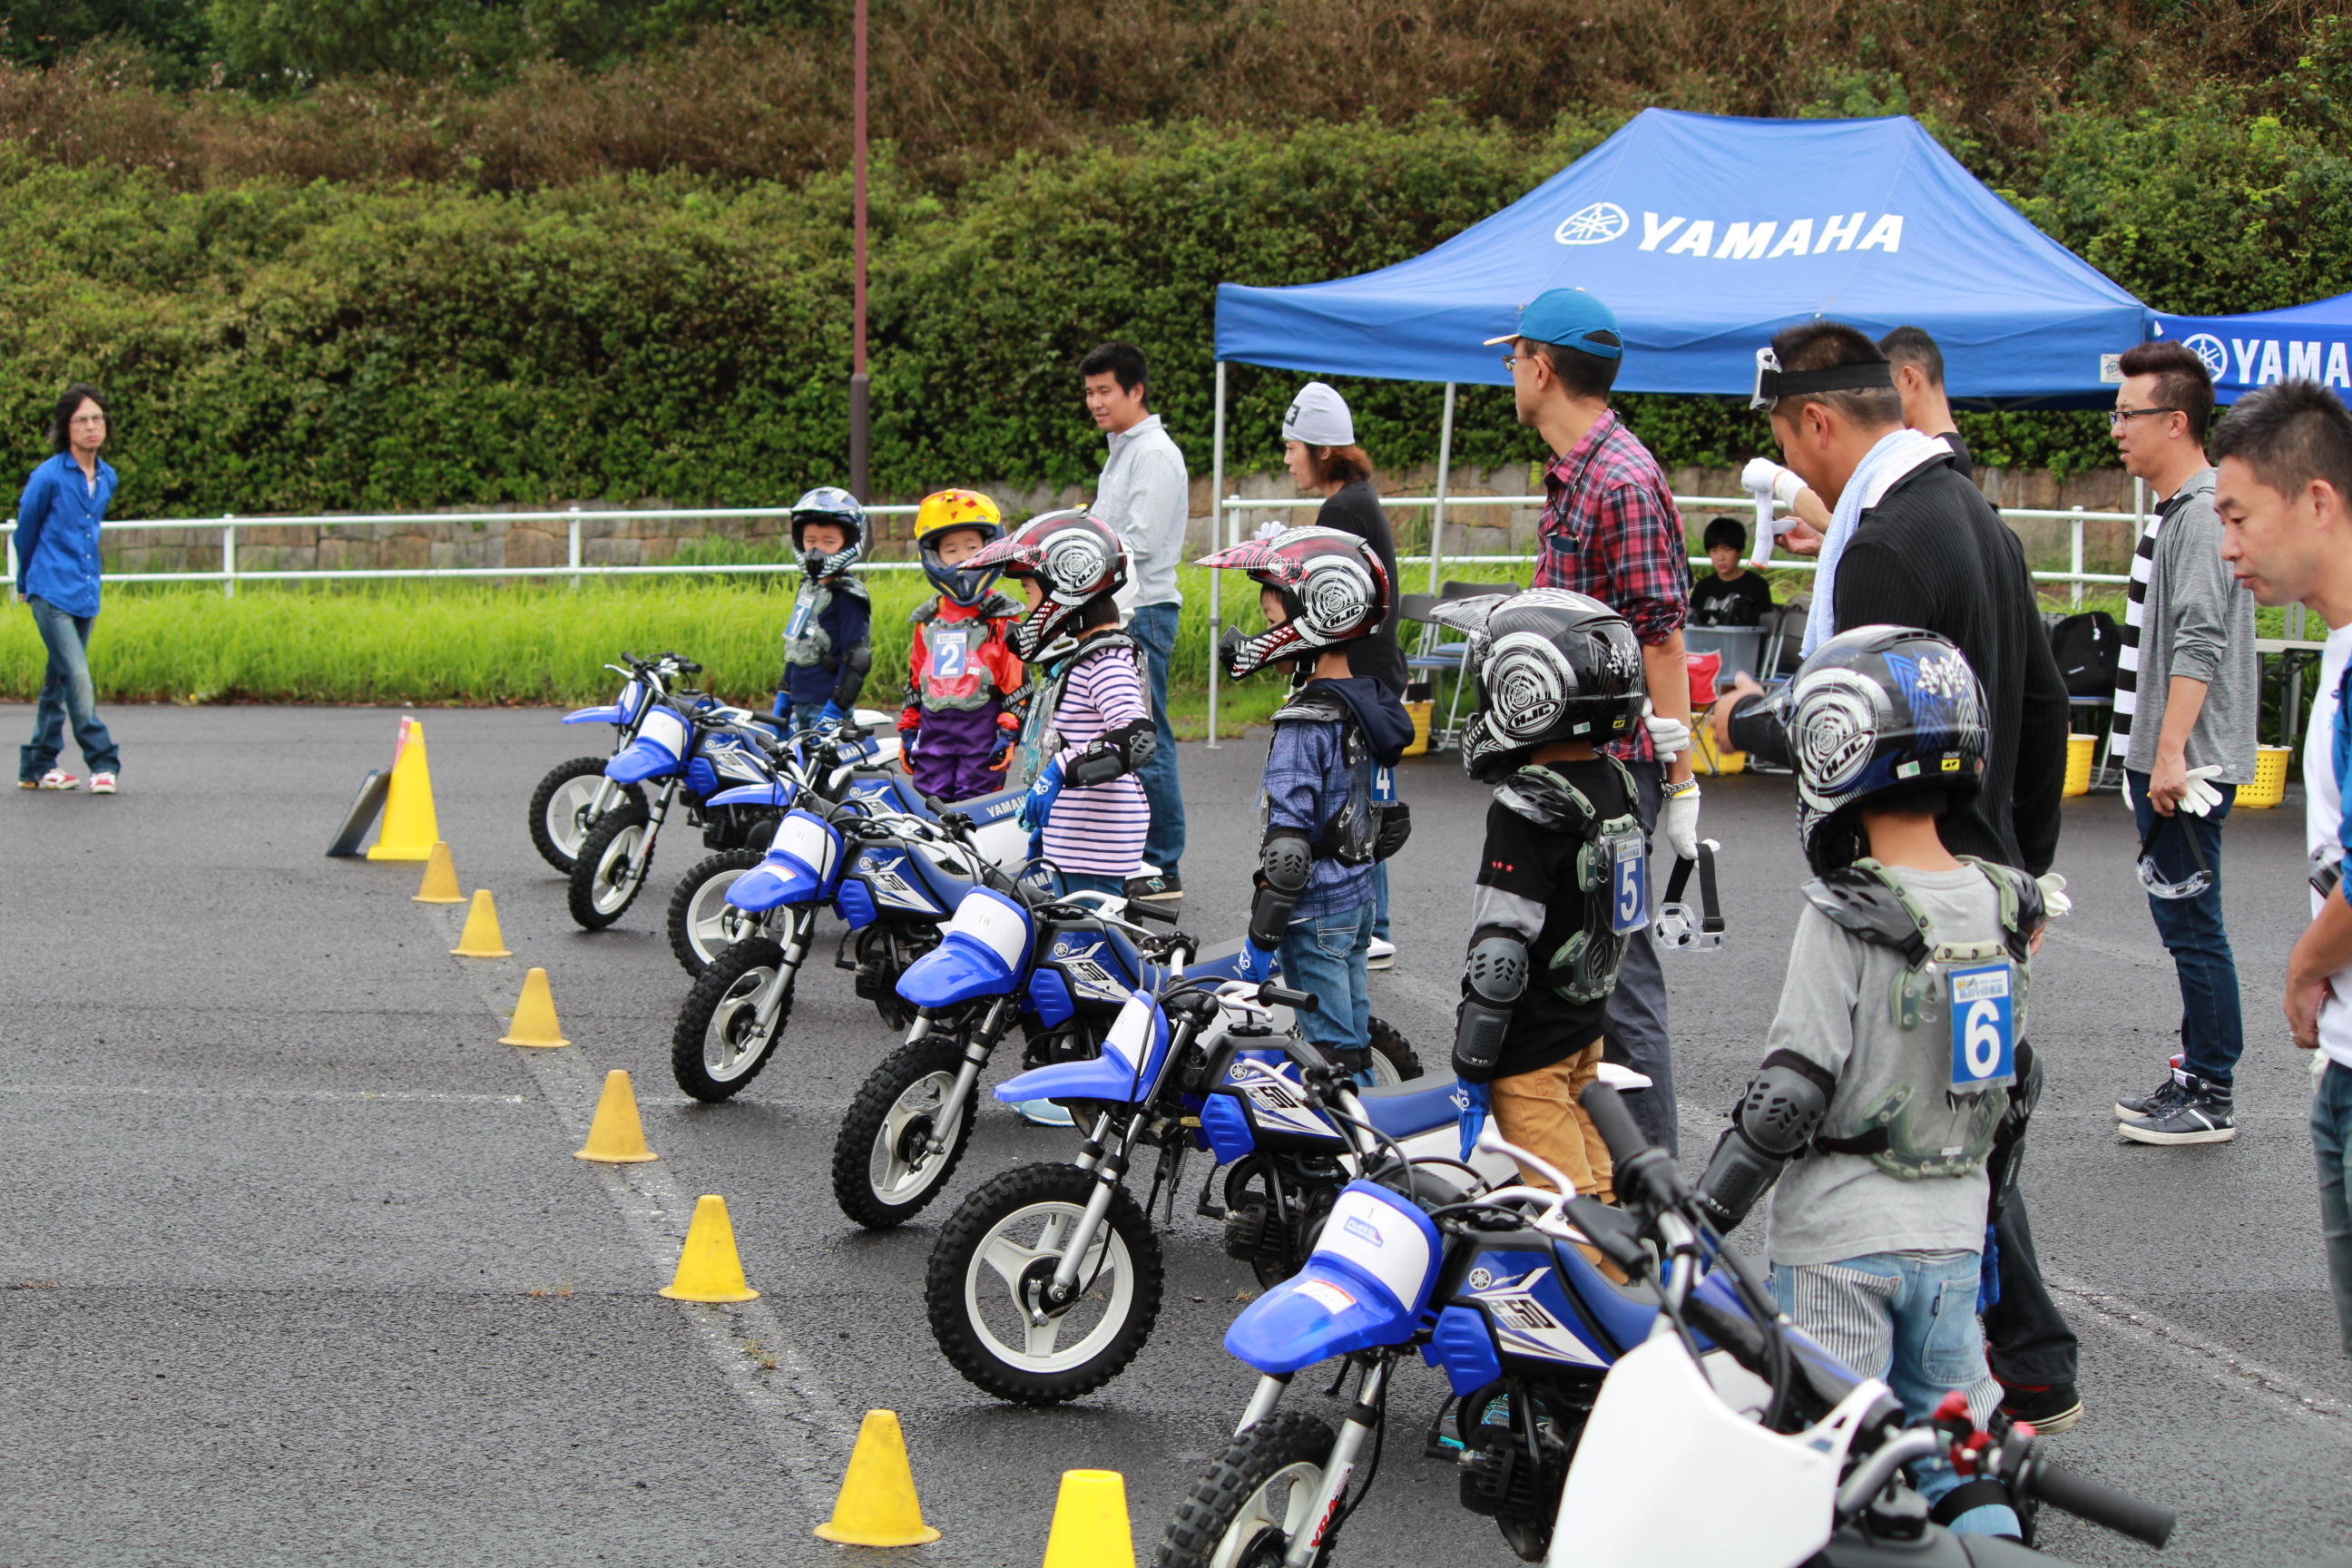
[1428,588,1660,1210]
[1694,625,2038,1540]
[965,509,1154,899]
[897,489,1026,801]
[776,486,872,730]
[1199,526,1413,1078]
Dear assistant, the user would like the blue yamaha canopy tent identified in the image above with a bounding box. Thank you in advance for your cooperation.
[2153,292,2352,404]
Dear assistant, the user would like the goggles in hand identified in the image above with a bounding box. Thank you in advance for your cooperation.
[2136,815,2213,901]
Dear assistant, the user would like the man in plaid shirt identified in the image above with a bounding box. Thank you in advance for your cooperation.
[1488,288,1700,1152]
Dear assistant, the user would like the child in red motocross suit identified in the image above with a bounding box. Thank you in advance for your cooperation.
[897,489,1027,801]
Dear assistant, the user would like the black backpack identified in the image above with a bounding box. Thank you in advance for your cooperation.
[2047,611,2120,698]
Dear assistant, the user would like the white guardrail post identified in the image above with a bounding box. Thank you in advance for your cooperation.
[222,515,236,597]
[2069,506,2084,611]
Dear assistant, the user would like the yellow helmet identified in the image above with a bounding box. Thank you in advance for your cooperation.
[914,489,1005,605]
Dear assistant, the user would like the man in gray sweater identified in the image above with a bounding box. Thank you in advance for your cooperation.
[2109,339,2260,1144]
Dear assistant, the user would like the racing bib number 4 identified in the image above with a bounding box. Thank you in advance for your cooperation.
[1609,835,1648,936]
[1948,963,2016,1088]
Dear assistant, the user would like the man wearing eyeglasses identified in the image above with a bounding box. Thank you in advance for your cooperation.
[1491,288,1698,1155]
[2109,340,2259,1146]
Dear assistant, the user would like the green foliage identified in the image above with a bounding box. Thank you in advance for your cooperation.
[0,0,213,74]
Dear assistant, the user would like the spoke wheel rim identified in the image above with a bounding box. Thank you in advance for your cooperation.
[1210,1460,1325,1568]
[546,776,604,860]
[870,1071,960,1202]
[962,1198,1134,1375]
[701,965,781,1080]
[592,824,646,913]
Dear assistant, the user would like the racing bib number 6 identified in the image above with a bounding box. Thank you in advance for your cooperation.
[1609,835,1649,936]
[1948,963,2015,1088]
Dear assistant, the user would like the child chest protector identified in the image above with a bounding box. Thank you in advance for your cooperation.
[1802,857,2042,1180]
[1499,759,1648,1006]
[1257,688,1410,867]
[783,577,867,670]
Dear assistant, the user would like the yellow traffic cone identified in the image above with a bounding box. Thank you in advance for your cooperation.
[574,1070,656,1161]
[450,889,512,957]
[499,967,570,1048]
[813,1409,942,1547]
[412,840,463,904]
[1041,1470,1134,1568]
[659,1194,760,1303]
[367,717,442,862]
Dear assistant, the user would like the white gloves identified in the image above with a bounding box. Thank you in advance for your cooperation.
[1740,456,1808,506]
[1660,783,1702,863]
[2036,872,2072,920]
[1642,699,1691,760]
[2179,764,2225,818]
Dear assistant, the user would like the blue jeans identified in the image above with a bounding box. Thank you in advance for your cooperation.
[1129,602,1185,875]
[2315,1060,2352,1359]
[1278,901,1373,1062]
[1775,1251,2020,1537]
[2127,769,2243,1083]
[22,595,118,780]
[1372,862,1390,943]
[1051,869,1130,901]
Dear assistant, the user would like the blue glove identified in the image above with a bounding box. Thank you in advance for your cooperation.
[1235,939,1279,984]
[1018,755,1066,832]
[1455,1080,1491,1164]
[770,691,792,721]
[818,701,846,727]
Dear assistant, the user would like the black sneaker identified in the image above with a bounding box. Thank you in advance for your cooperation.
[2113,1062,2188,1122]
[1124,869,1182,902]
[2117,1073,2235,1145]
[1998,1381,2083,1435]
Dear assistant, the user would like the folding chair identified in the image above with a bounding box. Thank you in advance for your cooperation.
[1398,580,1518,750]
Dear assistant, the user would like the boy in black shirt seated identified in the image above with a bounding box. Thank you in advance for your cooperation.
[1430,588,1667,1209]
[1690,515,1775,627]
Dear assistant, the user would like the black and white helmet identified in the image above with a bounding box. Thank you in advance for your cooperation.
[789,485,867,577]
[1786,624,1988,874]
[1197,525,1388,679]
[1426,588,1647,781]
[964,508,1129,662]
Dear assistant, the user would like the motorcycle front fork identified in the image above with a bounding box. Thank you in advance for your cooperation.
[903,995,1013,1159]
[629,780,678,883]
[751,905,818,1030]
[1037,1110,1147,1312]
[1288,1357,1387,1568]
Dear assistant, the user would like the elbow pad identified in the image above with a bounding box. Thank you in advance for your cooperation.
[1726,690,1793,770]
[1452,928,1528,1084]
[1696,1050,1835,1231]
[1065,717,1156,787]
[1248,829,1312,949]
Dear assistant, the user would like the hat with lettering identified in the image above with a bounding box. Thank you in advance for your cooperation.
[1280,381,1355,446]
[1484,288,1623,361]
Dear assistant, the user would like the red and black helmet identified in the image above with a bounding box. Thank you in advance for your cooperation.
[965,508,1129,662]
[1197,525,1389,679]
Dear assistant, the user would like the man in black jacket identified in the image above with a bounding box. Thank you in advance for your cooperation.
[1713,321,2083,1432]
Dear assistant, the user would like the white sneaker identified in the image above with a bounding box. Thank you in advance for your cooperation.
[1367,937,1396,972]
[89,771,117,795]
[36,769,77,790]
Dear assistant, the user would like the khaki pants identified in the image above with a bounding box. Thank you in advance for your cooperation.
[1489,1040,1615,1207]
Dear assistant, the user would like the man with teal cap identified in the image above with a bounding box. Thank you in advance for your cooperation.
[1487,287,1698,1152]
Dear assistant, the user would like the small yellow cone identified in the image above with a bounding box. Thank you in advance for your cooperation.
[574,1070,656,1161]
[412,840,463,904]
[813,1409,942,1547]
[659,1194,760,1303]
[499,966,571,1048]
[367,717,442,862]
[1041,1470,1134,1568]
[450,888,512,957]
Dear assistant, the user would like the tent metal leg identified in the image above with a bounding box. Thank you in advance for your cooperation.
[1430,382,1455,596]
[1207,360,1227,750]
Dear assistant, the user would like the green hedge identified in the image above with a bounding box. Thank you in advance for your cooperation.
[6,69,2352,516]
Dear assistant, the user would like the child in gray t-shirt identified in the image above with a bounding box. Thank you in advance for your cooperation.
[1696,626,2043,1541]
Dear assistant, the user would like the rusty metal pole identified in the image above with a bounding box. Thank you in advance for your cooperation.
[848,0,870,502]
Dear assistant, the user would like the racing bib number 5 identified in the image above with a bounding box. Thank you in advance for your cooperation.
[1609,835,1648,936]
[1948,963,2015,1088]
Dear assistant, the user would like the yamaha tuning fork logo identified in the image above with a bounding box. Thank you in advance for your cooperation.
[2183,334,2230,381]
[1553,201,1630,246]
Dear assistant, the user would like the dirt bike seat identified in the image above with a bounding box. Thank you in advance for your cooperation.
[1357,1075,1471,1140]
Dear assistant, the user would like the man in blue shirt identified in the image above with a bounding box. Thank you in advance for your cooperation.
[15,384,122,792]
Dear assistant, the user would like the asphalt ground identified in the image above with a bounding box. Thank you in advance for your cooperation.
[2,704,2347,1567]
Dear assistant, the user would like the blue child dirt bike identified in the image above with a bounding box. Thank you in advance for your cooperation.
[668,781,1031,1102]
[1154,1079,2179,1568]
[528,651,694,874]
[916,956,1484,1408]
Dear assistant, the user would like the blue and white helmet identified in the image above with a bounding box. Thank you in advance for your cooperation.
[789,486,867,576]
[1787,624,1987,874]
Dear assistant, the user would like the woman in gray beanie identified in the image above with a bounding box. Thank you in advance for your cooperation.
[1281,380,1408,968]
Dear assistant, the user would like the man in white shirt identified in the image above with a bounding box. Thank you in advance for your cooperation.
[1082,341,1190,900]
[2210,377,2352,1358]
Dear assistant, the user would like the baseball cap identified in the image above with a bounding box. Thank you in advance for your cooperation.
[1280,381,1355,446]
[1484,288,1623,361]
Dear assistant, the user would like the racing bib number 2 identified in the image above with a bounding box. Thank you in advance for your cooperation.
[1609,835,1648,936]
[1948,963,2015,1089]
[931,627,970,679]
